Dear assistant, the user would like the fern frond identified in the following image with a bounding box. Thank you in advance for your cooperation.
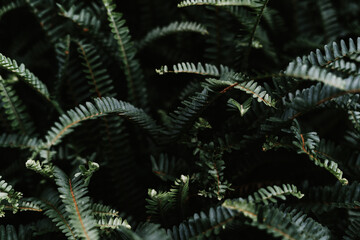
[54,35,71,97]
[57,4,118,63]
[0,176,23,217]
[76,40,115,98]
[54,167,99,240]
[151,154,184,182]
[13,199,42,212]
[156,62,231,78]
[30,191,76,240]
[291,121,348,184]
[0,53,50,101]
[205,78,276,107]
[168,206,238,239]
[91,203,119,217]
[0,225,33,240]
[284,62,346,90]
[316,0,343,41]
[166,88,210,141]
[177,0,263,8]
[97,217,131,230]
[0,0,25,20]
[0,133,40,150]
[102,0,148,109]
[139,21,208,49]
[344,219,360,240]
[223,200,331,240]
[284,75,360,119]
[57,4,101,33]
[247,184,304,205]
[0,80,35,135]
[170,175,190,217]
[135,223,170,240]
[297,181,360,213]
[26,0,66,45]
[44,97,162,148]
[298,38,360,67]
[146,189,174,222]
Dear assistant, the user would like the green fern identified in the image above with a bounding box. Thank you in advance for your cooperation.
[156,62,231,78]
[177,0,264,8]
[139,22,208,49]
[223,200,331,240]
[54,167,99,239]
[0,80,35,135]
[0,175,23,217]
[0,0,25,20]
[102,0,148,109]
[0,53,50,101]
[44,97,161,148]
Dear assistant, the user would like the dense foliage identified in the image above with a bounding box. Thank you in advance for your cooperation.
[1,0,360,239]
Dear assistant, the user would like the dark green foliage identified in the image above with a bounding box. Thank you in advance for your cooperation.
[2,0,360,239]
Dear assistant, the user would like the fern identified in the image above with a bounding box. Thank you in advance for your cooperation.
[139,21,208,49]
[284,62,346,90]
[0,0,25,20]
[44,97,161,148]
[0,175,23,217]
[156,62,231,78]
[0,133,40,150]
[102,0,148,109]
[76,40,115,98]
[54,167,99,239]
[0,225,33,240]
[246,184,304,205]
[0,80,35,135]
[0,53,50,101]
[167,206,238,239]
[177,0,264,8]
[223,200,331,240]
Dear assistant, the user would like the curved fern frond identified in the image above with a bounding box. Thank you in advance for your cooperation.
[0,80,35,135]
[156,62,231,78]
[102,0,148,109]
[290,121,348,184]
[284,62,346,90]
[54,167,99,240]
[177,0,263,8]
[167,206,237,239]
[139,21,208,49]
[0,0,25,20]
[91,203,119,217]
[223,200,331,240]
[26,0,67,45]
[151,154,185,182]
[0,133,40,150]
[0,53,50,101]
[205,78,276,107]
[298,38,360,67]
[166,88,210,141]
[0,176,23,217]
[30,191,76,240]
[44,97,162,148]
[247,184,304,205]
[296,181,360,214]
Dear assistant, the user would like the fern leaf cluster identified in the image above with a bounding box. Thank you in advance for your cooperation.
[2,0,360,239]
